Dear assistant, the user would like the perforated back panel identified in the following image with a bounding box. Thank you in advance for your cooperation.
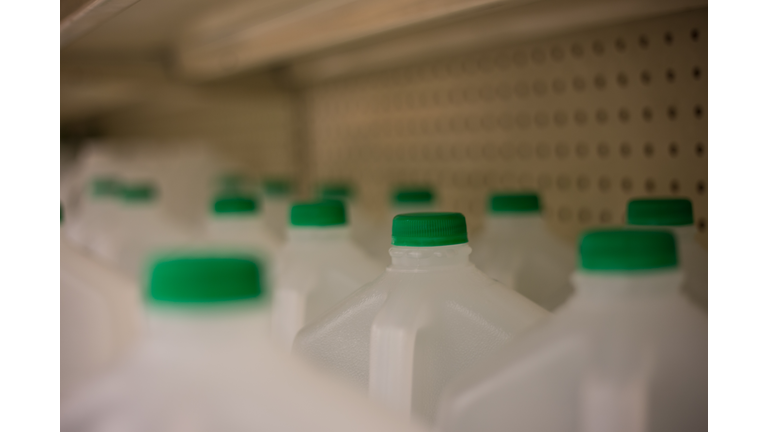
[308,8,707,245]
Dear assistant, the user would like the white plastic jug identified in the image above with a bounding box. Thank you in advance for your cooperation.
[261,178,293,241]
[60,230,142,400]
[207,194,282,288]
[271,200,382,349]
[367,187,437,264]
[100,182,192,280]
[435,229,707,432]
[472,193,574,311]
[294,212,548,423]
[317,182,376,251]
[61,254,427,432]
[64,177,122,251]
[627,198,707,309]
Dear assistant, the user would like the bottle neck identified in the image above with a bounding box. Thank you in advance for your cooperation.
[209,213,265,229]
[571,269,683,301]
[629,224,697,243]
[287,226,350,243]
[484,213,544,237]
[389,243,471,271]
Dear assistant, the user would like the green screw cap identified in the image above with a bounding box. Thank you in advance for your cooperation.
[149,257,262,303]
[318,183,353,200]
[290,200,346,227]
[121,183,157,203]
[91,177,121,197]
[489,193,540,213]
[392,212,468,247]
[212,196,259,215]
[627,198,694,226]
[263,178,292,196]
[579,229,678,271]
[392,188,434,206]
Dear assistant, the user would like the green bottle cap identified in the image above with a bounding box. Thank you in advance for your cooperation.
[579,229,678,271]
[627,198,694,226]
[392,188,434,206]
[392,212,468,247]
[489,193,540,213]
[91,177,121,197]
[121,183,157,203]
[149,257,262,303]
[212,196,259,215]
[263,179,292,196]
[290,200,346,227]
[318,183,353,200]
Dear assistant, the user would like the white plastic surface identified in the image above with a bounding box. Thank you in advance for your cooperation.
[271,226,382,349]
[262,195,291,241]
[207,213,282,290]
[294,243,548,423]
[471,214,575,311]
[649,225,707,309]
[435,269,707,432]
[61,233,142,400]
[61,303,429,432]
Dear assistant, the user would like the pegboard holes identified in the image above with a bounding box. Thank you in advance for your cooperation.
[667,106,677,120]
[599,210,612,224]
[596,109,609,124]
[531,48,547,64]
[536,142,551,158]
[666,69,675,83]
[645,179,656,193]
[696,180,706,194]
[694,105,704,119]
[643,142,654,157]
[574,110,589,125]
[578,208,592,223]
[617,72,629,87]
[556,175,570,191]
[621,178,633,193]
[554,111,568,126]
[577,176,590,191]
[668,142,679,157]
[572,76,587,92]
[640,71,652,85]
[697,218,706,233]
[695,142,705,157]
[639,35,649,49]
[620,142,632,158]
[664,32,674,45]
[691,28,700,42]
[642,108,653,122]
[594,74,607,90]
[533,81,548,96]
[670,179,680,194]
[693,67,702,80]
[575,142,590,158]
[615,38,626,52]
[598,177,611,192]
[555,143,569,159]
[597,142,610,158]
[618,108,631,123]
[592,41,605,55]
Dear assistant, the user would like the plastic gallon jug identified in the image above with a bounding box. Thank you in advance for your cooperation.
[207,195,281,286]
[61,254,428,432]
[318,182,375,250]
[627,198,707,309]
[367,187,437,264]
[472,193,574,311]
[102,182,192,280]
[65,177,122,250]
[294,212,548,423]
[262,178,293,241]
[61,227,141,400]
[271,200,382,349]
[435,229,707,432]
